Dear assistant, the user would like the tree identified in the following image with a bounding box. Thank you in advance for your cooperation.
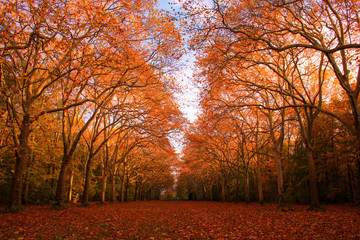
[1,0,183,208]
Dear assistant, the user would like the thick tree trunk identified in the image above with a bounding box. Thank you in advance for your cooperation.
[8,115,31,208]
[55,157,71,203]
[305,148,320,208]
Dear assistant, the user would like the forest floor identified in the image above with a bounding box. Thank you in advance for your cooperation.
[1,201,360,239]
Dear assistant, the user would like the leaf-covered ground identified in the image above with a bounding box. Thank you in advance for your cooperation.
[1,201,359,239]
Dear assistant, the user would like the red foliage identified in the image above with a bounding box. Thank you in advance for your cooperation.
[1,201,360,239]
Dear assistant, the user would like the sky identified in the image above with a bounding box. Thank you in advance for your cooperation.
[156,0,202,153]
[158,0,201,124]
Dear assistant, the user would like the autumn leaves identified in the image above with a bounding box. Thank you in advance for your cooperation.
[177,0,360,206]
[1,0,183,208]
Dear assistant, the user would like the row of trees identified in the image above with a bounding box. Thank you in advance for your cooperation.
[0,0,183,209]
[176,0,360,208]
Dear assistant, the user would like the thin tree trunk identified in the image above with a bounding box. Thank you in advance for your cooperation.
[120,169,125,202]
[244,169,250,203]
[134,180,138,201]
[82,156,92,204]
[23,175,30,205]
[256,160,264,204]
[356,137,360,175]
[274,147,285,206]
[111,173,116,202]
[235,173,240,203]
[100,174,107,204]
[124,178,129,202]
[227,184,231,202]
[100,150,108,204]
[68,171,73,202]
[221,176,225,202]
[347,164,358,204]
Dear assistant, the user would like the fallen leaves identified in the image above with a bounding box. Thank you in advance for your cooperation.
[1,201,359,239]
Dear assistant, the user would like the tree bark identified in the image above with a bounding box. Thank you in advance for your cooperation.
[244,169,250,203]
[23,175,30,205]
[100,148,108,204]
[347,164,358,204]
[100,174,107,204]
[55,157,71,203]
[8,114,31,208]
[221,176,225,202]
[305,148,320,208]
[273,147,285,206]
[256,159,264,204]
[68,171,73,202]
[124,178,129,202]
[235,172,240,203]
[120,167,125,202]
[111,173,116,202]
[82,156,92,204]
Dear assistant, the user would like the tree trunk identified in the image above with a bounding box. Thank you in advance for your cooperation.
[82,156,93,204]
[134,180,138,201]
[256,160,264,204]
[306,148,320,208]
[202,185,207,201]
[55,157,71,203]
[226,184,231,202]
[120,172,125,202]
[100,152,108,204]
[23,175,30,205]
[111,173,116,202]
[124,179,129,202]
[356,137,360,175]
[274,148,285,206]
[68,171,73,202]
[244,169,250,203]
[235,174,240,203]
[347,164,358,204]
[221,176,225,202]
[100,174,107,204]
[8,114,31,208]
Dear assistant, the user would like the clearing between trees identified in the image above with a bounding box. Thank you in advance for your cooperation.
[1,201,359,239]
